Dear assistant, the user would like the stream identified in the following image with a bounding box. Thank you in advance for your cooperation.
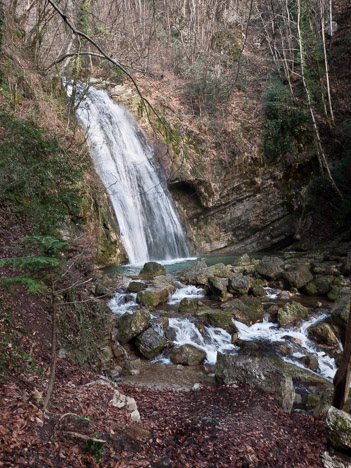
[107,260,340,389]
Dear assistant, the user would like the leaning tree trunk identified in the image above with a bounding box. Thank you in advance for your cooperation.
[332,293,351,409]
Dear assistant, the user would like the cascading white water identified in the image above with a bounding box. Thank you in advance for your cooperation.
[108,282,339,380]
[68,82,189,264]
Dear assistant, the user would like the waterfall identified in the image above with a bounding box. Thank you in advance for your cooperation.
[68,82,190,264]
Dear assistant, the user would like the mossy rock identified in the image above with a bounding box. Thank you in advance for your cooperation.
[170,344,206,366]
[222,297,264,325]
[331,294,350,344]
[249,279,266,297]
[139,262,166,278]
[308,322,338,346]
[117,310,150,345]
[281,264,313,290]
[277,301,309,326]
[208,263,232,278]
[326,406,351,452]
[179,258,210,286]
[137,287,170,309]
[135,328,167,359]
[178,298,197,313]
[128,281,147,293]
[256,256,284,279]
[227,273,252,296]
[208,277,228,301]
[200,309,238,334]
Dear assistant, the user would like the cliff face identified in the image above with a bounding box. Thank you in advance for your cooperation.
[171,170,295,254]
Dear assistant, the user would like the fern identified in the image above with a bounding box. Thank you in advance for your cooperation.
[0,277,46,293]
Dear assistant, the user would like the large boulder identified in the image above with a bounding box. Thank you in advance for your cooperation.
[277,301,309,326]
[308,322,338,346]
[178,298,197,313]
[331,295,350,345]
[208,263,232,278]
[135,328,167,359]
[256,256,284,279]
[128,281,147,293]
[179,258,210,286]
[208,277,228,301]
[137,281,174,308]
[227,273,252,296]
[197,309,238,334]
[215,353,295,412]
[281,264,313,290]
[117,310,150,345]
[326,406,351,453]
[139,262,166,278]
[153,275,177,291]
[249,279,266,297]
[170,344,206,366]
[222,297,264,325]
[304,276,338,296]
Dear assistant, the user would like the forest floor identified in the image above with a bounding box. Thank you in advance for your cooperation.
[0,215,328,468]
[0,365,327,468]
[0,208,332,468]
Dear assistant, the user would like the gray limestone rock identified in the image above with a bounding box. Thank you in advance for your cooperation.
[326,406,351,453]
[170,344,206,366]
[117,310,150,345]
[215,353,295,412]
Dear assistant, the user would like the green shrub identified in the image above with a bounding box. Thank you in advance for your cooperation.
[307,156,351,231]
[263,78,310,162]
[0,112,85,234]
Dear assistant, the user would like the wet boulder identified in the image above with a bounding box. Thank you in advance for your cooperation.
[178,298,197,313]
[281,264,313,290]
[308,322,338,347]
[277,301,309,327]
[304,276,338,296]
[179,258,210,286]
[256,256,284,279]
[170,344,206,366]
[137,286,171,308]
[153,275,177,291]
[139,261,166,278]
[117,310,150,345]
[208,263,232,278]
[222,297,264,326]
[128,281,147,293]
[331,294,350,345]
[208,277,228,301]
[298,354,319,372]
[227,273,252,296]
[249,279,266,297]
[135,328,167,359]
[328,285,350,302]
[326,406,351,453]
[197,309,238,334]
[343,251,351,276]
[215,353,295,412]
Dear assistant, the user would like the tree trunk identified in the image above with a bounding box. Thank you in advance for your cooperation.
[332,294,351,409]
[43,273,57,412]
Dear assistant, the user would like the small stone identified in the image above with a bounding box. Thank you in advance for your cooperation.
[35,417,44,427]
[129,369,140,376]
[126,397,137,412]
[192,383,201,391]
[110,366,122,380]
[111,390,126,408]
[130,409,141,422]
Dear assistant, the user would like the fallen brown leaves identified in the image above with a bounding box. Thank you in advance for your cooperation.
[0,364,327,467]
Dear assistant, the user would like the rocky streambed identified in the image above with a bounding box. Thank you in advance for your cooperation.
[97,250,350,416]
